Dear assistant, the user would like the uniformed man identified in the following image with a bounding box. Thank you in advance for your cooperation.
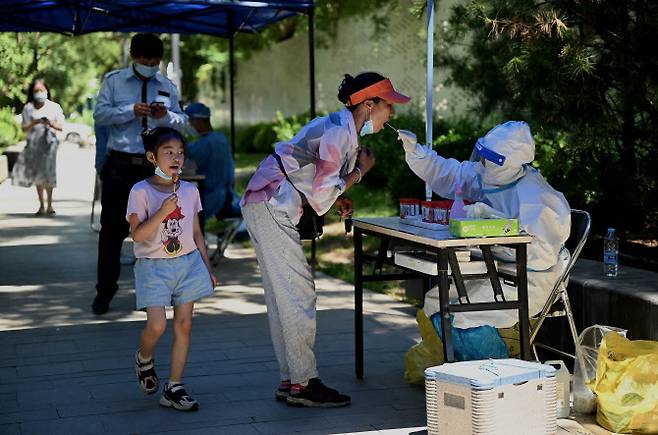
[92,33,188,315]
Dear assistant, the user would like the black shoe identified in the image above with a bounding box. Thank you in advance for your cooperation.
[286,378,351,408]
[134,350,159,395]
[275,380,291,402]
[160,382,198,411]
[91,296,109,315]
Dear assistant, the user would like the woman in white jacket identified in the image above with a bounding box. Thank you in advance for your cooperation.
[399,121,571,331]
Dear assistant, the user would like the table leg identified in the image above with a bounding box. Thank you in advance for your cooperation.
[437,249,454,362]
[516,243,531,360]
[354,227,364,378]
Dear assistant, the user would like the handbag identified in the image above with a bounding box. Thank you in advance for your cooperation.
[272,153,324,240]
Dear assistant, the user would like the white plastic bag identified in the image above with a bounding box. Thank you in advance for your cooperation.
[572,324,627,414]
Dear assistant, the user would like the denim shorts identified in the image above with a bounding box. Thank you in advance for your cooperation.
[134,250,214,310]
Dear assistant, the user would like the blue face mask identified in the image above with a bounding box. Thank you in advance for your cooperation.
[33,91,47,103]
[154,165,182,181]
[134,62,159,79]
[359,108,375,137]
[359,119,374,137]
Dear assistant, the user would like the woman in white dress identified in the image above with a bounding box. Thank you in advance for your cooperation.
[11,78,64,215]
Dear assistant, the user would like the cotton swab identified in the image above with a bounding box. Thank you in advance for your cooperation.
[385,122,399,133]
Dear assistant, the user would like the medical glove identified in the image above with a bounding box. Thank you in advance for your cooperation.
[463,202,507,219]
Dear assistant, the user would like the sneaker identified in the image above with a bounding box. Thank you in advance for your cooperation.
[134,351,159,394]
[160,382,199,411]
[275,379,291,402]
[286,378,351,408]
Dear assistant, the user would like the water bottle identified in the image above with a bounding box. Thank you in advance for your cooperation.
[604,228,618,278]
[545,360,571,418]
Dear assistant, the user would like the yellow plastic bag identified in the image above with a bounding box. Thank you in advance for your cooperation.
[590,331,658,434]
[404,309,444,384]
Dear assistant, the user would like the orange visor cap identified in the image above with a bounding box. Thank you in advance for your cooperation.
[347,78,411,106]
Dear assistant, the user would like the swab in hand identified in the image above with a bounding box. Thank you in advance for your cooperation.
[385,122,398,133]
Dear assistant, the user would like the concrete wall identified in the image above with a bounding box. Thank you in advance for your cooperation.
[208,0,470,126]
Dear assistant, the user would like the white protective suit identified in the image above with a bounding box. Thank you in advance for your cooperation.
[403,121,571,328]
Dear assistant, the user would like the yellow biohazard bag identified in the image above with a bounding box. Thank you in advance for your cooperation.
[404,309,444,384]
[590,331,658,434]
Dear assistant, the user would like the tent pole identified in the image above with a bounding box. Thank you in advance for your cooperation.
[308,7,316,119]
[229,15,236,156]
[308,6,317,269]
[171,33,182,92]
[425,0,434,201]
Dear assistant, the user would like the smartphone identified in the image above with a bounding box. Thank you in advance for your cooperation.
[150,102,165,110]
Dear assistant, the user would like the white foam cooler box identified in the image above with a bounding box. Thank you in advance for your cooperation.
[424,359,558,435]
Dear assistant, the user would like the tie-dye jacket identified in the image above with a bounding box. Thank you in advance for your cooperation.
[241,108,359,225]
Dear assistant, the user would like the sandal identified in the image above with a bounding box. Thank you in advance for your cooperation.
[46,207,56,216]
[134,350,159,394]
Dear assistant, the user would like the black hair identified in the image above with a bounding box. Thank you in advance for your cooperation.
[337,72,386,111]
[26,78,50,104]
[141,127,186,155]
[130,33,164,59]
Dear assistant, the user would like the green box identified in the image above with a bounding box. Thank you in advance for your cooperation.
[448,218,519,238]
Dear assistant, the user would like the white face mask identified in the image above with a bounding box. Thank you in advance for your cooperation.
[134,62,159,79]
[33,91,48,103]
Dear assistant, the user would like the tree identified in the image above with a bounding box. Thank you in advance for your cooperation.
[0,32,124,115]
[439,0,658,236]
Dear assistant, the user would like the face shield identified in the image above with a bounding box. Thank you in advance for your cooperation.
[469,139,507,167]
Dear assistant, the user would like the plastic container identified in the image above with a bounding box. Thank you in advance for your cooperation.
[545,360,571,418]
[399,198,420,219]
[424,359,557,435]
[603,228,618,278]
[432,200,452,224]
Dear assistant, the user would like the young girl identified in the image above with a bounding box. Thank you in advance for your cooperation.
[126,127,218,412]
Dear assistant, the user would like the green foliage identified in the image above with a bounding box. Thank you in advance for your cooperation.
[440,0,658,237]
[0,32,123,115]
[273,110,309,142]
[253,124,278,153]
[0,106,24,150]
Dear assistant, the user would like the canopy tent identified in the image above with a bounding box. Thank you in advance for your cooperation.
[0,1,313,36]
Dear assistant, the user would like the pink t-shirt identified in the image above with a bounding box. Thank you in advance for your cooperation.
[126,180,203,259]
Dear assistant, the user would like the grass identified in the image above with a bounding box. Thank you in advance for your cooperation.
[231,152,414,305]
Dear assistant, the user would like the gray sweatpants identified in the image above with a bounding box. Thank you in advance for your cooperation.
[242,201,319,384]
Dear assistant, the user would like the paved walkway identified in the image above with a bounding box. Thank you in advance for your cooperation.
[0,143,427,434]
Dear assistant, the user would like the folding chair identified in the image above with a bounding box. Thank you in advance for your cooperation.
[210,217,243,265]
[529,209,591,371]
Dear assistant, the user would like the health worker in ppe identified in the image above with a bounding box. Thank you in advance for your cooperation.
[398,121,571,330]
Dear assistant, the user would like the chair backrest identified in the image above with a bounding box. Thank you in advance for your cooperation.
[555,209,591,289]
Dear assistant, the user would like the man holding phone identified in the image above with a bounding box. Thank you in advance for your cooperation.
[92,33,188,315]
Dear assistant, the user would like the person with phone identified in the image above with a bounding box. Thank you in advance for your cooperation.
[11,77,64,216]
[92,33,188,315]
[240,72,410,407]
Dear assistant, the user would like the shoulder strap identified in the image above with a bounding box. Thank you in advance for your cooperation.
[272,153,308,205]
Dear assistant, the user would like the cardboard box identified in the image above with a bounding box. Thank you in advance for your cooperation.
[449,218,519,238]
